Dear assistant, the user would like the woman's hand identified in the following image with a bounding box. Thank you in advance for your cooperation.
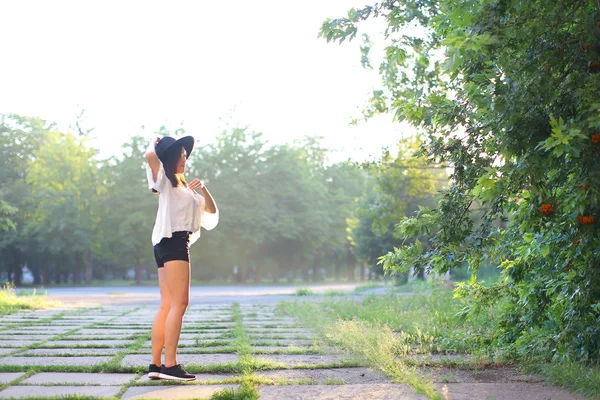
[188,178,205,191]
[189,178,217,213]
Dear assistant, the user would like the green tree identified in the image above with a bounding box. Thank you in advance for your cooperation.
[350,137,445,277]
[187,127,271,282]
[260,143,319,282]
[100,135,157,284]
[0,115,46,285]
[323,1,600,360]
[26,129,101,284]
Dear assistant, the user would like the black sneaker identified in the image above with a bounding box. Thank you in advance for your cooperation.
[148,364,161,380]
[158,364,196,381]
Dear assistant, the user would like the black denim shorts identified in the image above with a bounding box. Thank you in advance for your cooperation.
[153,231,191,268]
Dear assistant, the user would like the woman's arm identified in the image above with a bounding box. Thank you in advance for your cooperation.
[188,179,217,213]
[146,137,161,183]
[199,186,217,213]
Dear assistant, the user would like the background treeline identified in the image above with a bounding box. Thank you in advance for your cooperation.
[0,114,446,285]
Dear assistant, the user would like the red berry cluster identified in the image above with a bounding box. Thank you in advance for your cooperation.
[540,203,553,215]
[577,215,595,224]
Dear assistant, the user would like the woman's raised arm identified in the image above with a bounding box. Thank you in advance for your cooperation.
[146,137,161,183]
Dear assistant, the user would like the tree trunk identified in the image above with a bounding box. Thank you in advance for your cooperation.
[41,257,49,285]
[255,260,262,283]
[360,263,367,282]
[12,248,22,286]
[346,244,355,282]
[312,254,320,282]
[74,256,81,285]
[135,255,141,285]
[302,267,310,283]
[31,258,42,285]
[239,263,247,283]
[334,260,341,281]
[273,261,280,283]
[347,265,355,281]
[85,250,92,284]
[54,262,61,284]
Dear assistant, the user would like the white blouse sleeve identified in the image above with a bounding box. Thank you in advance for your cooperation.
[146,162,168,192]
[201,197,219,231]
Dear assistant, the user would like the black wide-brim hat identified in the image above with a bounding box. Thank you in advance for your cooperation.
[155,136,194,163]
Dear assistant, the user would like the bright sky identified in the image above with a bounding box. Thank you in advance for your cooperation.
[0,0,408,162]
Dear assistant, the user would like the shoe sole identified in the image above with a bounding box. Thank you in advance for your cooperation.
[148,372,160,380]
[158,373,196,381]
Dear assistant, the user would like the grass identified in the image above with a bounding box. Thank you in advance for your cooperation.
[534,361,600,399]
[324,289,348,296]
[352,281,383,293]
[278,283,600,400]
[207,303,260,400]
[211,382,259,400]
[325,319,441,399]
[0,285,60,316]
[294,287,314,296]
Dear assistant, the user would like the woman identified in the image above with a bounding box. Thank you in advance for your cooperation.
[145,135,218,381]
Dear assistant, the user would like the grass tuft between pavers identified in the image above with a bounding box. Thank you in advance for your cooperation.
[278,299,444,400]
[0,368,37,393]
[91,333,150,374]
[207,303,260,400]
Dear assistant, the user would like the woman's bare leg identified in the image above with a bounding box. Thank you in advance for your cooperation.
[163,259,190,367]
[151,268,171,366]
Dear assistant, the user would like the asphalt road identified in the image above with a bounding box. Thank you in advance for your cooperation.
[29,283,363,306]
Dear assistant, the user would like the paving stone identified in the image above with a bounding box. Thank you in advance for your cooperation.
[195,334,232,340]
[252,339,314,346]
[248,333,309,339]
[193,329,234,335]
[21,348,120,356]
[23,372,137,385]
[194,339,236,347]
[0,356,110,366]
[141,339,197,347]
[0,335,57,340]
[434,383,585,400]
[0,372,24,384]
[11,327,80,333]
[137,373,235,383]
[245,327,306,333]
[0,386,122,398]
[77,329,147,335]
[121,353,238,368]
[133,346,236,354]
[257,354,345,366]
[121,385,237,399]
[258,384,426,400]
[253,346,316,354]
[65,334,138,340]
[198,324,234,330]
[184,348,237,354]
[43,339,135,347]
[177,333,201,340]
[0,340,38,348]
[257,368,392,384]
[244,321,297,326]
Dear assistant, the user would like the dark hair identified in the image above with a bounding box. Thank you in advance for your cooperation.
[151,145,187,193]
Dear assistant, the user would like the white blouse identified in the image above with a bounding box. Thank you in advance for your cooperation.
[145,160,219,246]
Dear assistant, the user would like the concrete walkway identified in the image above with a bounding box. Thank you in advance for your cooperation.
[0,290,586,399]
